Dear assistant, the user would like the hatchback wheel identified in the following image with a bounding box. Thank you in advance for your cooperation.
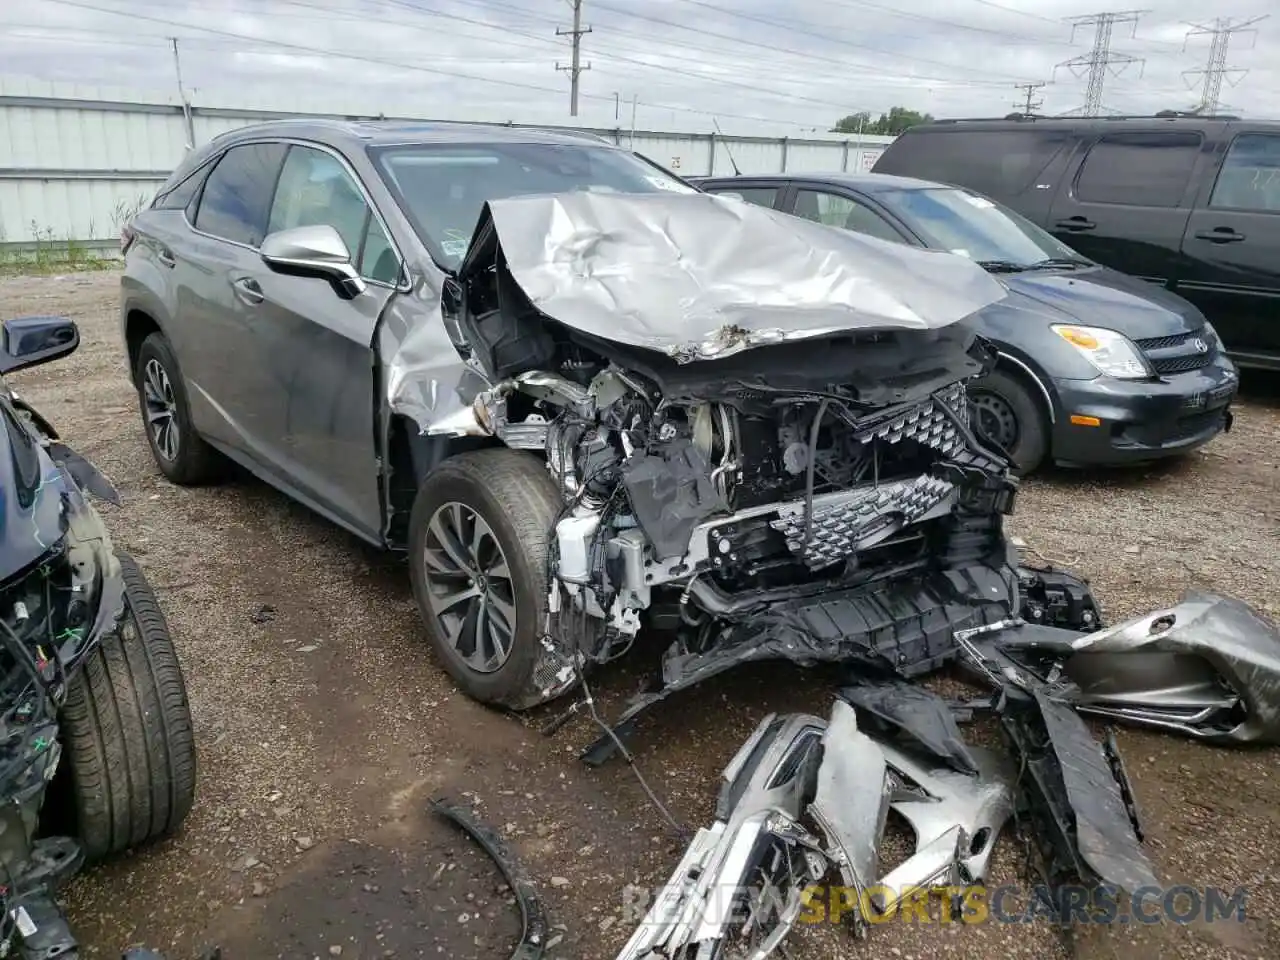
[969,369,1049,474]
[135,332,221,485]
[408,449,563,710]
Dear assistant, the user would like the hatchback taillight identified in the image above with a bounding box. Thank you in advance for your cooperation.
[120,223,135,254]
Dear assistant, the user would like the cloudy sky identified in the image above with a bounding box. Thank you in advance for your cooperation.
[1,0,1276,135]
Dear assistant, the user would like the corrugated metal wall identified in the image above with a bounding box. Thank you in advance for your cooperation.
[0,88,892,245]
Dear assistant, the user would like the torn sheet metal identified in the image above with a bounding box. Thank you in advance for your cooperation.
[481,191,1009,363]
[838,675,981,777]
[378,283,492,432]
[430,795,549,960]
[1060,591,1280,744]
[808,701,891,930]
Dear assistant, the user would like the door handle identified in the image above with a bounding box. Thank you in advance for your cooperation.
[1054,216,1096,232]
[156,246,176,268]
[1193,227,1246,243]
[231,276,265,306]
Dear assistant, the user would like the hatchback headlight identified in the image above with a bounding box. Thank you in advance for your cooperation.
[1051,324,1151,379]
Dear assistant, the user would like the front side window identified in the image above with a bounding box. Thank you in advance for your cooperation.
[882,187,1084,266]
[267,145,398,283]
[192,142,288,246]
[792,189,903,243]
[370,142,696,268]
[1210,134,1280,212]
[709,186,779,209]
[1074,132,1202,208]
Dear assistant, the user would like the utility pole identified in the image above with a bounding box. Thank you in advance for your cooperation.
[555,0,592,117]
[169,37,195,149]
[1013,81,1046,115]
[1182,16,1268,115]
[1054,11,1147,116]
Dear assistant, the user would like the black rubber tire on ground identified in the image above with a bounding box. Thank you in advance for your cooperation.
[134,332,222,485]
[969,368,1051,474]
[408,449,562,710]
[59,552,197,861]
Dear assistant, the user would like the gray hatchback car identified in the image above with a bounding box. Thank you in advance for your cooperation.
[120,119,1025,716]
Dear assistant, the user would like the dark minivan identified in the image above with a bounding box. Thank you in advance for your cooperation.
[873,114,1280,369]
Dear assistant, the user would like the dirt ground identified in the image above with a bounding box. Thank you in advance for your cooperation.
[1,270,1277,960]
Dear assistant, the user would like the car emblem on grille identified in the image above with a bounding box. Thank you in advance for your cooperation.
[1191,337,1209,354]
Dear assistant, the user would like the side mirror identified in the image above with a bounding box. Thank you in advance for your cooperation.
[0,316,79,375]
[260,225,367,300]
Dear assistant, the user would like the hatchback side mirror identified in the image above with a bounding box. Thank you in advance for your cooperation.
[260,225,367,300]
[0,316,79,375]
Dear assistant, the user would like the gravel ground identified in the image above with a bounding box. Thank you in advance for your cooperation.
[1,270,1276,960]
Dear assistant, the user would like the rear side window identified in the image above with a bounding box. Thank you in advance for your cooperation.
[153,162,210,211]
[1210,134,1280,212]
[793,189,904,243]
[193,142,288,246]
[875,129,1071,198]
[1074,132,1202,208]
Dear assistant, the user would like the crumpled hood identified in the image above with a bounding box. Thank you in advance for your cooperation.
[476,191,1010,362]
[998,266,1205,339]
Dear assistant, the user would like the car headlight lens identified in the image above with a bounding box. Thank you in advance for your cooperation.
[1199,320,1220,347]
[1051,324,1151,379]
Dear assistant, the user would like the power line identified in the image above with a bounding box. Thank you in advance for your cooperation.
[1055,11,1148,116]
[555,0,591,117]
[1013,81,1046,114]
[1182,15,1268,114]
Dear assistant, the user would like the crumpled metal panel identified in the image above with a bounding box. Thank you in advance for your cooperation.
[1062,591,1280,744]
[483,192,1008,362]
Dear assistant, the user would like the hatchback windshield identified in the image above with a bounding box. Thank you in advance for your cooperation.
[370,142,696,267]
[879,187,1089,269]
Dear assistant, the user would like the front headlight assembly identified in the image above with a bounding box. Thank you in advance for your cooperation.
[1051,324,1152,380]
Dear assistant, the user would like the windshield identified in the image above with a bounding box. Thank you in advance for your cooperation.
[370,142,697,268]
[879,187,1089,268]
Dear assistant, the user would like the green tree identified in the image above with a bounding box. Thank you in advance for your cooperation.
[831,106,935,136]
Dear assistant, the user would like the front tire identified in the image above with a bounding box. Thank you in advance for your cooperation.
[969,369,1050,474]
[135,332,221,485]
[59,553,197,861]
[408,449,562,710]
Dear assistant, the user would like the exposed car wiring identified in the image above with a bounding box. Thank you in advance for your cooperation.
[801,398,830,557]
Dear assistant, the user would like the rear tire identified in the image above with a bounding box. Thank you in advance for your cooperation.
[969,369,1050,474]
[408,449,562,710]
[135,332,222,485]
[60,553,197,861]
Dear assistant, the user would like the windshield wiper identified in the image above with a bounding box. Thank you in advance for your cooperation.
[976,259,1027,273]
[1025,257,1091,270]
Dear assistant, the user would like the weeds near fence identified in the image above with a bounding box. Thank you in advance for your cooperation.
[0,221,121,277]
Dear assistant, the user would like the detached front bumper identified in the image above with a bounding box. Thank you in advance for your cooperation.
[1050,355,1238,467]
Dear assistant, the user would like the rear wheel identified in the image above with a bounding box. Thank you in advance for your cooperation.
[59,553,197,861]
[969,369,1050,474]
[135,332,222,485]
[408,449,562,710]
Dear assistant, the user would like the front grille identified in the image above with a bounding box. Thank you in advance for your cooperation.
[1152,353,1212,374]
[1135,332,1193,351]
[1135,329,1213,375]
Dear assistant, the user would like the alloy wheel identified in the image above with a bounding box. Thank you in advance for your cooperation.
[142,358,180,462]
[421,502,517,674]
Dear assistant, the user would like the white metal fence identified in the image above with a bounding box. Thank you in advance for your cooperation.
[0,84,892,248]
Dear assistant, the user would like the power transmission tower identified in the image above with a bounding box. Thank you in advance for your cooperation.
[1182,16,1268,115]
[1013,81,1046,114]
[1054,11,1147,116]
[556,0,592,117]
